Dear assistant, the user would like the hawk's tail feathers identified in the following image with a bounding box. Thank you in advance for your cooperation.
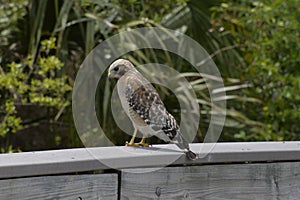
[185,149,198,160]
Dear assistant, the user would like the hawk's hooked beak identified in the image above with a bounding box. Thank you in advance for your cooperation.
[108,71,112,81]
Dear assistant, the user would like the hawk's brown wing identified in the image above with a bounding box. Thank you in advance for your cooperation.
[125,75,178,140]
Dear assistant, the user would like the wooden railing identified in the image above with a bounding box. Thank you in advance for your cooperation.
[0,142,300,199]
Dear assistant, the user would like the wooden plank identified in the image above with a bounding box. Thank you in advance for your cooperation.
[121,162,300,199]
[0,174,118,200]
[0,142,300,178]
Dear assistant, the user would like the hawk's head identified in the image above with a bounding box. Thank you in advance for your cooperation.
[108,59,135,80]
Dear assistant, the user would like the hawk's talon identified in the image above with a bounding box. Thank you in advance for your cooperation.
[125,141,139,147]
[125,141,149,147]
[138,142,149,147]
[138,137,149,147]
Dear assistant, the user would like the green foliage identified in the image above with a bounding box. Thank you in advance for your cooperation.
[0,37,72,151]
[157,0,263,141]
[1,0,298,152]
[0,0,28,47]
[211,0,300,140]
[0,100,22,136]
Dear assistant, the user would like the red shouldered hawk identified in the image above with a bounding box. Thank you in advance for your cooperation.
[108,59,197,160]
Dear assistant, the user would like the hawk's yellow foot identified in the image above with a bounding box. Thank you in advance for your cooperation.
[125,129,149,147]
[138,137,149,147]
[125,138,149,147]
[125,128,140,147]
[125,141,141,147]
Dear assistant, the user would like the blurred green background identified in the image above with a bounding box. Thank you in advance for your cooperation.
[0,0,299,153]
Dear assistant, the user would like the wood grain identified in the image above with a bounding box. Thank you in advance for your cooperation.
[121,162,300,200]
[0,174,118,200]
[1,142,300,178]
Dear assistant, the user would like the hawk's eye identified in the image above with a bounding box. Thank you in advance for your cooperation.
[113,66,119,71]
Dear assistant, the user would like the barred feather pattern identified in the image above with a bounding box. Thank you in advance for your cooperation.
[124,72,189,150]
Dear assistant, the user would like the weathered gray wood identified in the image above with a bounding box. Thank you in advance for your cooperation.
[0,174,118,200]
[1,142,300,178]
[121,162,300,200]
